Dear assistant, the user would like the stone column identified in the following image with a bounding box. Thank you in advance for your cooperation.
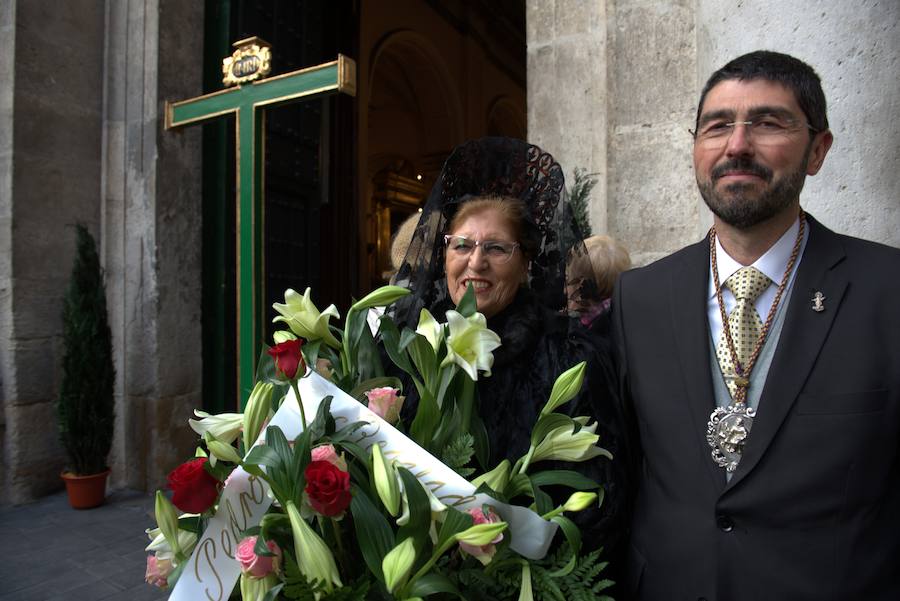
[527,0,611,235]
[102,0,204,492]
[528,0,700,265]
[696,0,900,247]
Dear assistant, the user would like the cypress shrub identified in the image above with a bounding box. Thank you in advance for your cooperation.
[57,224,115,475]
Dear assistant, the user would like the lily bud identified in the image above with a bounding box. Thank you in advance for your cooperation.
[207,438,243,465]
[470,459,510,493]
[415,308,443,352]
[372,444,401,516]
[154,491,181,556]
[243,381,274,449]
[562,491,598,513]
[382,537,416,593]
[239,572,279,601]
[454,521,508,547]
[272,329,296,344]
[541,361,586,415]
[285,500,342,591]
[351,285,411,311]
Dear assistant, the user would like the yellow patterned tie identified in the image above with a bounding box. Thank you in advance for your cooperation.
[715,266,771,400]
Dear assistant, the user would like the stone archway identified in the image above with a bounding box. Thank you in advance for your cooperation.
[363,31,463,288]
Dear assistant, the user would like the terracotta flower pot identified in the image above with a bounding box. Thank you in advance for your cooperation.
[61,469,111,509]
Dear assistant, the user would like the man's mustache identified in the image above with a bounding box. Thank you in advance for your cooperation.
[711,159,772,182]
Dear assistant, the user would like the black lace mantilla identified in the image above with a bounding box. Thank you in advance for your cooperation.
[391,137,587,330]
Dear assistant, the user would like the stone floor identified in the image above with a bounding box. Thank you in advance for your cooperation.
[0,489,167,601]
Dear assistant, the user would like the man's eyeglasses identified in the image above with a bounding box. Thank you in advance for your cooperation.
[444,235,520,264]
[691,114,819,149]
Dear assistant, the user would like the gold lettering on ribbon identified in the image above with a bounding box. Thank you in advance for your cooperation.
[439,494,478,507]
[194,537,224,601]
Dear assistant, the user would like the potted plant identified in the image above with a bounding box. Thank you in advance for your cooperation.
[57,224,116,509]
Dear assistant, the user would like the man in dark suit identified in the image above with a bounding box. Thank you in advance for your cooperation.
[612,51,900,600]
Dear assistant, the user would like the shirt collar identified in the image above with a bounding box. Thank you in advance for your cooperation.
[708,216,803,299]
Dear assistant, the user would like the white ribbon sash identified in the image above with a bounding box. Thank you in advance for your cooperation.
[170,370,557,600]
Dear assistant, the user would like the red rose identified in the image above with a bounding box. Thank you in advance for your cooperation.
[304,460,351,517]
[167,457,220,513]
[268,339,305,380]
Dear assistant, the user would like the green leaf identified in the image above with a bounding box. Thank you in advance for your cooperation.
[409,385,440,450]
[380,319,416,376]
[441,432,475,476]
[531,480,553,515]
[397,468,432,552]
[261,583,285,601]
[307,396,335,440]
[349,485,396,583]
[407,573,465,599]
[548,516,582,576]
[456,283,477,317]
[407,334,437,389]
[529,470,600,491]
[354,324,385,381]
[243,445,283,469]
[300,339,322,377]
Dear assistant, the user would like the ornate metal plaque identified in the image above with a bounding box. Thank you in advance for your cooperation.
[222,37,272,86]
[707,402,756,472]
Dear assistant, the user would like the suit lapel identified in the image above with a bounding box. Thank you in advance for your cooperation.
[670,239,726,489]
[726,216,847,491]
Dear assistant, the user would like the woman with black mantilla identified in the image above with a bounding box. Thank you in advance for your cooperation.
[389,137,628,576]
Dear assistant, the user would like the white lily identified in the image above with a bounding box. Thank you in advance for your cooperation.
[272,287,341,349]
[189,410,243,445]
[415,308,444,352]
[440,310,501,380]
[530,419,612,464]
[145,526,199,561]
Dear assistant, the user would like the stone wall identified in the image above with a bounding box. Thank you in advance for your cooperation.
[0,0,203,504]
[696,0,900,246]
[1,0,106,503]
[527,0,900,265]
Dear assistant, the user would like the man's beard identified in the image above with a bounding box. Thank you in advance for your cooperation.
[697,156,807,230]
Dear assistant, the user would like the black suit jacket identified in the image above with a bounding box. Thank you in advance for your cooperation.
[611,216,900,601]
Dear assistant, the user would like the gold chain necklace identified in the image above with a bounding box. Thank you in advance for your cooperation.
[705,210,805,471]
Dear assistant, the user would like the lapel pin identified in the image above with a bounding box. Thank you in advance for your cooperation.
[811,291,826,312]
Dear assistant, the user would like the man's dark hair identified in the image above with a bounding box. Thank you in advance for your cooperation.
[695,50,829,133]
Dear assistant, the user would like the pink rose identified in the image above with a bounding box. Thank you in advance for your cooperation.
[145,554,174,589]
[364,387,405,424]
[236,535,282,578]
[311,444,347,471]
[459,507,504,565]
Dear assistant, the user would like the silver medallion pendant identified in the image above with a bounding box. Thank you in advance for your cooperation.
[707,402,756,472]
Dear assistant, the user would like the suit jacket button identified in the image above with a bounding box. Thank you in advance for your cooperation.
[717,514,734,532]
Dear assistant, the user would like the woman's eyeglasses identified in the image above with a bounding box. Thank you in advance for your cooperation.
[444,235,520,264]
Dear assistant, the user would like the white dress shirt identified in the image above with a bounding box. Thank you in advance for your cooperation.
[707,216,808,344]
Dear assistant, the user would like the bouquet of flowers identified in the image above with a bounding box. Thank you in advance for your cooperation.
[144,284,614,600]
